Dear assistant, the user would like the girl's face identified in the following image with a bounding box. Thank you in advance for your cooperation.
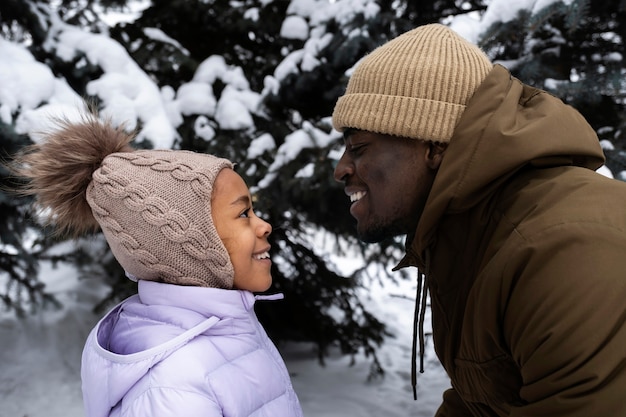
[212,168,273,292]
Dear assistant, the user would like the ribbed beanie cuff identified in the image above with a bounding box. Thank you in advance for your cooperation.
[332,24,493,143]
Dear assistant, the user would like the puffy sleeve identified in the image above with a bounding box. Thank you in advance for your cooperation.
[503,221,626,416]
[122,388,222,417]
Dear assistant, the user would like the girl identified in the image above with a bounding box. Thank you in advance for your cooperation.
[13,113,303,417]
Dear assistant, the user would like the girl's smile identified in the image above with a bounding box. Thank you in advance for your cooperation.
[212,168,273,292]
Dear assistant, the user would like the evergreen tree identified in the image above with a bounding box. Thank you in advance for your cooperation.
[0,120,55,316]
[1,0,624,368]
[478,0,626,177]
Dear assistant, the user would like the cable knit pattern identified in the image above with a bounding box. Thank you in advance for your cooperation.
[86,149,235,288]
[94,168,213,260]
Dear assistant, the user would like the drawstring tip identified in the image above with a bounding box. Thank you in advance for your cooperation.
[412,385,417,401]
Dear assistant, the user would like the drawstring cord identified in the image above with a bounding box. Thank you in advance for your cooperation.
[411,250,430,400]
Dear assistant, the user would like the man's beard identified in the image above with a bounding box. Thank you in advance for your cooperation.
[357,216,410,243]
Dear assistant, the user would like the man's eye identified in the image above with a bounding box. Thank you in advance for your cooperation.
[349,144,365,155]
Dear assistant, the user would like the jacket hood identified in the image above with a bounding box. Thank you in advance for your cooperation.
[80,281,266,417]
[412,64,605,254]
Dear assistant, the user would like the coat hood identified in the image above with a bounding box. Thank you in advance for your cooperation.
[80,281,271,417]
[412,64,605,254]
[397,64,606,402]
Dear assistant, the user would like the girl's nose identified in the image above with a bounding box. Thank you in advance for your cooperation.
[257,217,272,237]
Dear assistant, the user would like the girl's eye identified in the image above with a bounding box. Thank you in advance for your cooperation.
[239,208,251,218]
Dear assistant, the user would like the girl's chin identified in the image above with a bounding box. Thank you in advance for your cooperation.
[234,275,272,292]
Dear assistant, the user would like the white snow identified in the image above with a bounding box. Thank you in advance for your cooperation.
[0,256,449,417]
[281,15,310,40]
[248,133,277,159]
[0,0,619,415]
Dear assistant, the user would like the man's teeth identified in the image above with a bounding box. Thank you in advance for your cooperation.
[350,191,366,203]
[253,252,270,260]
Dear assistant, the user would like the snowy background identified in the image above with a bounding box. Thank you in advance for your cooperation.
[0,0,618,415]
[0,256,451,417]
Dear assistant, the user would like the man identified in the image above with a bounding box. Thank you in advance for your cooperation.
[332,23,626,416]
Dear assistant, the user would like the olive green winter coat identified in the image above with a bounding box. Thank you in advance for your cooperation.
[397,65,626,416]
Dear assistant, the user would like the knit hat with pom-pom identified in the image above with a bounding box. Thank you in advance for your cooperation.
[332,24,493,143]
[15,114,235,289]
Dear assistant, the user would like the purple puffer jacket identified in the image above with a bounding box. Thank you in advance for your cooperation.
[81,280,303,417]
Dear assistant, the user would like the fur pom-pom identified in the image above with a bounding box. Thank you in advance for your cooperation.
[12,113,135,237]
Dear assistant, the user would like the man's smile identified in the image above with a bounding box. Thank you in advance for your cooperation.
[349,190,367,203]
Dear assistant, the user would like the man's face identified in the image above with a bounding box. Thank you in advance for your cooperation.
[333,130,441,243]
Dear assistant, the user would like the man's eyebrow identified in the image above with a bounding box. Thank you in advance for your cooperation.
[343,128,355,141]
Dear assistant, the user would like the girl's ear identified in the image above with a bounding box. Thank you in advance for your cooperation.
[425,142,447,170]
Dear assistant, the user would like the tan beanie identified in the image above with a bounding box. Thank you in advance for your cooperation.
[87,150,235,289]
[332,23,493,143]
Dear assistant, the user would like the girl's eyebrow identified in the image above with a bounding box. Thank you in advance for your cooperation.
[230,195,251,206]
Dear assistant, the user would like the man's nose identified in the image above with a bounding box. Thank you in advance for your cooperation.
[333,152,353,183]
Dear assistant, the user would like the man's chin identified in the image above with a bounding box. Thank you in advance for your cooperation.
[357,226,388,243]
[357,222,406,243]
